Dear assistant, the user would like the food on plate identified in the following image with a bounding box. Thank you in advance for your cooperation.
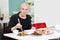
[36,28,53,34]
[17,31,25,36]
[33,31,42,35]
[17,30,35,36]
[17,29,53,36]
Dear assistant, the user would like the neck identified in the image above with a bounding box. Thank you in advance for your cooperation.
[20,13,26,17]
[19,13,26,19]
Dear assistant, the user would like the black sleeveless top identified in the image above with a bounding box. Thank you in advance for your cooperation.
[8,12,32,32]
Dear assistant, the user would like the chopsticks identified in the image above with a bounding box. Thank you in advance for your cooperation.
[18,19,23,31]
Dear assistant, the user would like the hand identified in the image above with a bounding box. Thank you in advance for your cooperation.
[11,23,22,31]
[15,23,22,29]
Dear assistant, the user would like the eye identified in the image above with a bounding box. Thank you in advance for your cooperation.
[22,8,24,10]
[21,8,28,10]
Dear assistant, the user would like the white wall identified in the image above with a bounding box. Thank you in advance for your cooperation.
[0,0,1,16]
[0,0,9,22]
[34,0,60,27]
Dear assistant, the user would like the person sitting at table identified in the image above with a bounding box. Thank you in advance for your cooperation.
[8,2,35,33]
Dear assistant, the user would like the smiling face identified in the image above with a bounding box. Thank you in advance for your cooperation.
[20,3,30,15]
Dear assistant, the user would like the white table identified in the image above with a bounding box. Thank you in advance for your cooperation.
[4,30,60,40]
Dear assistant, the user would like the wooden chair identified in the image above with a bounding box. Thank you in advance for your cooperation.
[3,27,10,40]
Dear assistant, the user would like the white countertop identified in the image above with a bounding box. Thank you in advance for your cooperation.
[4,30,60,40]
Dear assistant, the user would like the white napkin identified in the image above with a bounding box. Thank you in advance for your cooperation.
[12,30,19,35]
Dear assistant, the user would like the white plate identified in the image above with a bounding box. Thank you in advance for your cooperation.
[24,30,35,34]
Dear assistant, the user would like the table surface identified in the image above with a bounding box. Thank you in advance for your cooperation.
[4,30,60,40]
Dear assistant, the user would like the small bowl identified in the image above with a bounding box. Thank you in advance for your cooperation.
[24,30,34,34]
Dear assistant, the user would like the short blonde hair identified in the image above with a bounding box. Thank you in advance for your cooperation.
[20,2,30,9]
